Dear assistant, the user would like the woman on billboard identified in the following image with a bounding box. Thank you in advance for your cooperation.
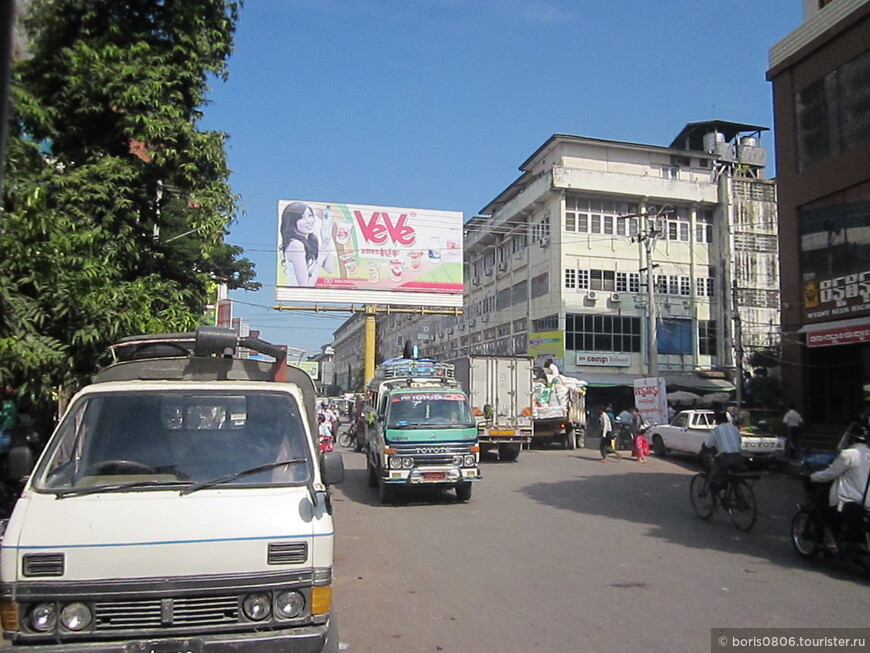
[280,202,336,287]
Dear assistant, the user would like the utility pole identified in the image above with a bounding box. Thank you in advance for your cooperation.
[622,205,671,379]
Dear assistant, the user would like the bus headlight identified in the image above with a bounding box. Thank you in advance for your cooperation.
[29,603,57,632]
[60,603,92,631]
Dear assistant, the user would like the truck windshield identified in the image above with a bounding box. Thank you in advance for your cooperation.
[386,392,475,429]
[32,390,312,493]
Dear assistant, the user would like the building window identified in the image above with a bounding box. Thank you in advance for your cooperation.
[680,276,692,296]
[668,275,680,295]
[696,209,714,244]
[566,196,638,236]
[533,315,559,331]
[658,319,693,355]
[565,268,577,289]
[531,272,549,299]
[590,270,616,292]
[795,48,870,170]
[661,166,678,179]
[577,269,590,290]
[696,277,715,298]
[699,320,717,356]
[565,314,641,353]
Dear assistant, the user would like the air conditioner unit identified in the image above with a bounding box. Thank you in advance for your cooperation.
[447,327,454,335]
[484,268,493,276]
[469,319,476,328]
[472,277,481,286]
[610,292,622,302]
[497,262,508,272]
[540,236,550,247]
[587,290,598,300]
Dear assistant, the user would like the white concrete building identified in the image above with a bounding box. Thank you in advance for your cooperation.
[331,122,780,398]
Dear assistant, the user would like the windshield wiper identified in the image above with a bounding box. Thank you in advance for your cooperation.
[181,459,308,495]
[55,479,185,499]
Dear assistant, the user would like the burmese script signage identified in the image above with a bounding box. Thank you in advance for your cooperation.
[575,352,631,367]
[806,321,870,348]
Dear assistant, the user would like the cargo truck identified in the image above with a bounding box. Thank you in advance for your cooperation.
[448,356,534,462]
[531,371,587,450]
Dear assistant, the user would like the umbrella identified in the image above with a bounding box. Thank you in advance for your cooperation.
[696,391,732,407]
[666,391,700,406]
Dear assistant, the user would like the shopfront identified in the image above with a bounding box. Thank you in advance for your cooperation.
[801,318,870,424]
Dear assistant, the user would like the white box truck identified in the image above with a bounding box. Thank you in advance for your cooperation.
[448,356,533,462]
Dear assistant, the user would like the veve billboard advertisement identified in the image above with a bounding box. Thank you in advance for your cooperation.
[276,201,463,306]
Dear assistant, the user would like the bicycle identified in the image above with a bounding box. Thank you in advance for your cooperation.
[689,463,760,532]
[337,421,364,452]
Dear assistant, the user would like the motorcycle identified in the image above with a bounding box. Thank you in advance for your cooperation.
[790,425,870,574]
[319,433,335,454]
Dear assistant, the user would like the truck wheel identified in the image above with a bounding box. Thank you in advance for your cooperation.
[366,457,378,488]
[378,478,396,504]
[455,483,472,502]
[652,434,667,457]
[498,443,521,462]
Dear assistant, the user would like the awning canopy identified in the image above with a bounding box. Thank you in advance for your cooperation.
[578,372,636,388]
[576,372,735,391]
[665,373,735,392]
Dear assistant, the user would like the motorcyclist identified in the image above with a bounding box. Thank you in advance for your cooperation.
[701,410,742,509]
[809,421,870,552]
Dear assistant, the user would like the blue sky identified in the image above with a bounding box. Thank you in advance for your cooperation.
[202,0,802,356]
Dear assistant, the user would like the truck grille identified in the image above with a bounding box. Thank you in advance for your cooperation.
[393,442,471,466]
[94,595,239,631]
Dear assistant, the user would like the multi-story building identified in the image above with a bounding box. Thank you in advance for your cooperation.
[768,0,870,432]
[330,123,780,403]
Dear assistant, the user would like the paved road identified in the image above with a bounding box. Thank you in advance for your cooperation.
[331,445,870,653]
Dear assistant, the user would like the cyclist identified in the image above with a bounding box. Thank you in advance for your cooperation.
[701,410,742,509]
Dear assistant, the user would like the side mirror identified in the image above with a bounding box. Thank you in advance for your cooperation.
[321,451,345,486]
[7,445,34,481]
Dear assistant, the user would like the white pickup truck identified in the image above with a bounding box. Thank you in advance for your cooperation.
[646,409,786,462]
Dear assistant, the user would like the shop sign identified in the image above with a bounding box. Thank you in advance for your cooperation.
[575,352,631,367]
[806,322,870,348]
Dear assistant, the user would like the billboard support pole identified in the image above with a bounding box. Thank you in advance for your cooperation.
[364,304,377,386]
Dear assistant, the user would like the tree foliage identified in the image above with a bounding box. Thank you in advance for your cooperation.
[0,0,257,410]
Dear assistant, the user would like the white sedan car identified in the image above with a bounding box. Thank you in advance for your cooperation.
[647,409,786,462]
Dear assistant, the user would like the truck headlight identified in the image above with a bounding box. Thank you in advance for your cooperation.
[242,593,272,621]
[452,455,463,466]
[463,455,476,467]
[29,603,56,632]
[60,603,92,631]
[275,590,305,619]
[401,457,414,469]
[388,457,402,469]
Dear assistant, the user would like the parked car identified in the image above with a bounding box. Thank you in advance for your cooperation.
[647,409,786,463]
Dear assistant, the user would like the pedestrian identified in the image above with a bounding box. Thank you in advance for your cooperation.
[597,405,621,462]
[630,407,649,462]
[0,384,18,454]
[782,402,803,458]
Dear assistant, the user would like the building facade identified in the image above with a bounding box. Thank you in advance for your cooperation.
[768,0,870,428]
[330,123,780,401]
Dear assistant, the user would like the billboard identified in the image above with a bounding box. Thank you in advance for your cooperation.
[276,201,463,306]
[528,330,564,366]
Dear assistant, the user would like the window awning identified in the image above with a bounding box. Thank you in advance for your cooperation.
[664,374,735,392]
[576,373,636,388]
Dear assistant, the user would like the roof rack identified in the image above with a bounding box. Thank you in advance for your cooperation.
[110,326,287,364]
[381,358,455,381]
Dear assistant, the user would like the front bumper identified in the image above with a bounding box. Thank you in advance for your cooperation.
[382,466,480,485]
[0,620,332,653]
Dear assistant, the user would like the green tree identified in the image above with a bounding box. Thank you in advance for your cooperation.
[0,0,257,412]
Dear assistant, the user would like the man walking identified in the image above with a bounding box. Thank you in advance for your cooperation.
[783,403,803,459]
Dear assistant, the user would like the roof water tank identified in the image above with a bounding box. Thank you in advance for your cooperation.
[702,131,725,153]
[740,135,758,147]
